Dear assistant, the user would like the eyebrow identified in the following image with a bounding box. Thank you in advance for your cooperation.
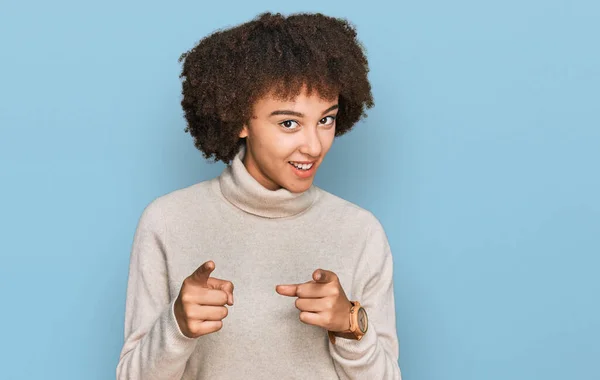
[269,104,339,118]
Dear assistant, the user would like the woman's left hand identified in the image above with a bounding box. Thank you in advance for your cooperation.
[276,269,352,332]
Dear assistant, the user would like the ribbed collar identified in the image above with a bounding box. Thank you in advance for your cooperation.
[218,144,318,218]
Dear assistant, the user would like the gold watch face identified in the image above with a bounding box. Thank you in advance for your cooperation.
[357,307,368,333]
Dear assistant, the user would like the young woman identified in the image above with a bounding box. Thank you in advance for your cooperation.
[117,12,402,380]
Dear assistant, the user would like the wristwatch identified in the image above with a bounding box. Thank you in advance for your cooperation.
[328,301,368,344]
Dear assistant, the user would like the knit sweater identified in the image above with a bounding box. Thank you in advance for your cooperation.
[116,145,402,379]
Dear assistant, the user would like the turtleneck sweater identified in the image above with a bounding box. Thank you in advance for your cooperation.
[116,145,402,380]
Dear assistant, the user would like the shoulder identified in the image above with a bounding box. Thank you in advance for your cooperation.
[313,187,393,275]
[138,178,218,223]
[313,186,384,233]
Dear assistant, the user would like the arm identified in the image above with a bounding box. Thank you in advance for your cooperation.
[328,215,402,380]
[116,201,198,380]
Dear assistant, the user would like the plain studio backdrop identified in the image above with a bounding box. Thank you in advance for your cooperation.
[1,0,598,379]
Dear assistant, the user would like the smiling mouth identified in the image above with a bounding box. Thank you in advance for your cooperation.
[288,161,315,171]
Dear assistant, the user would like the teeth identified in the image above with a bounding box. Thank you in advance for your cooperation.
[290,162,313,170]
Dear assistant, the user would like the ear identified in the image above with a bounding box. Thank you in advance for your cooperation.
[239,124,249,139]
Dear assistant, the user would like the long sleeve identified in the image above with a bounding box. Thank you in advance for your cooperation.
[329,214,402,380]
[116,201,198,380]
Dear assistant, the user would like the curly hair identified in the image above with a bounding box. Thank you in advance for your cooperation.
[178,11,374,164]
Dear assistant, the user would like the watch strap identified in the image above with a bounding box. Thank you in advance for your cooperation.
[328,301,364,345]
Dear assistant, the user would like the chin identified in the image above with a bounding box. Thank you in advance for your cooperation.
[284,181,313,194]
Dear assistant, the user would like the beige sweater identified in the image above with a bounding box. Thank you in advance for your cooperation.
[116,145,402,379]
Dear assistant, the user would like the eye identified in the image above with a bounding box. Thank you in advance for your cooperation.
[280,120,299,130]
[319,116,336,126]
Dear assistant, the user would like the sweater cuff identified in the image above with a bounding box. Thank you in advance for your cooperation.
[329,324,378,360]
[161,298,198,353]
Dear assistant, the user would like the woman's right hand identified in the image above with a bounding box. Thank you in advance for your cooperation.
[174,260,234,338]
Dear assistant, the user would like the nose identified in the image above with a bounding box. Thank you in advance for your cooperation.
[299,126,322,158]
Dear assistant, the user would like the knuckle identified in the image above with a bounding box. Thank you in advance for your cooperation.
[189,326,200,336]
[183,277,193,287]
[183,305,196,319]
[181,302,190,315]
[180,293,192,304]
[184,310,196,321]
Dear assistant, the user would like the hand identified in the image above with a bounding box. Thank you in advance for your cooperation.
[276,269,352,333]
[174,260,234,338]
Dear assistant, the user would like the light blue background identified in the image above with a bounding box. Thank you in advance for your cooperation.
[1,0,598,379]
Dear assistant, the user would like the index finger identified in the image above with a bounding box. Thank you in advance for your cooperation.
[295,281,332,298]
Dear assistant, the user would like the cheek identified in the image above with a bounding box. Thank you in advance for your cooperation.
[268,135,303,159]
[255,134,294,165]
[252,128,282,152]
[321,128,336,151]
[271,137,297,159]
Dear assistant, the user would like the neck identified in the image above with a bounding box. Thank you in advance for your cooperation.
[218,144,318,218]
[241,144,281,191]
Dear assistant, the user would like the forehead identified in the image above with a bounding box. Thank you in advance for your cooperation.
[252,86,339,113]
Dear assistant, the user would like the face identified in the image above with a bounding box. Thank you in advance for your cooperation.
[238,86,338,193]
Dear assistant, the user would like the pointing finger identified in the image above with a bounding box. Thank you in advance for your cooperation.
[295,282,334,298]
[275,284,298,297]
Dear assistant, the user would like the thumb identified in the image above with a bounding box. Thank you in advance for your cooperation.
[192,260,215,287]
[313,269,336,284]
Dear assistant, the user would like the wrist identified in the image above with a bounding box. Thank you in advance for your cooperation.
[334,300,353,332]
[328,300,368,344]
[173,297,190,337]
